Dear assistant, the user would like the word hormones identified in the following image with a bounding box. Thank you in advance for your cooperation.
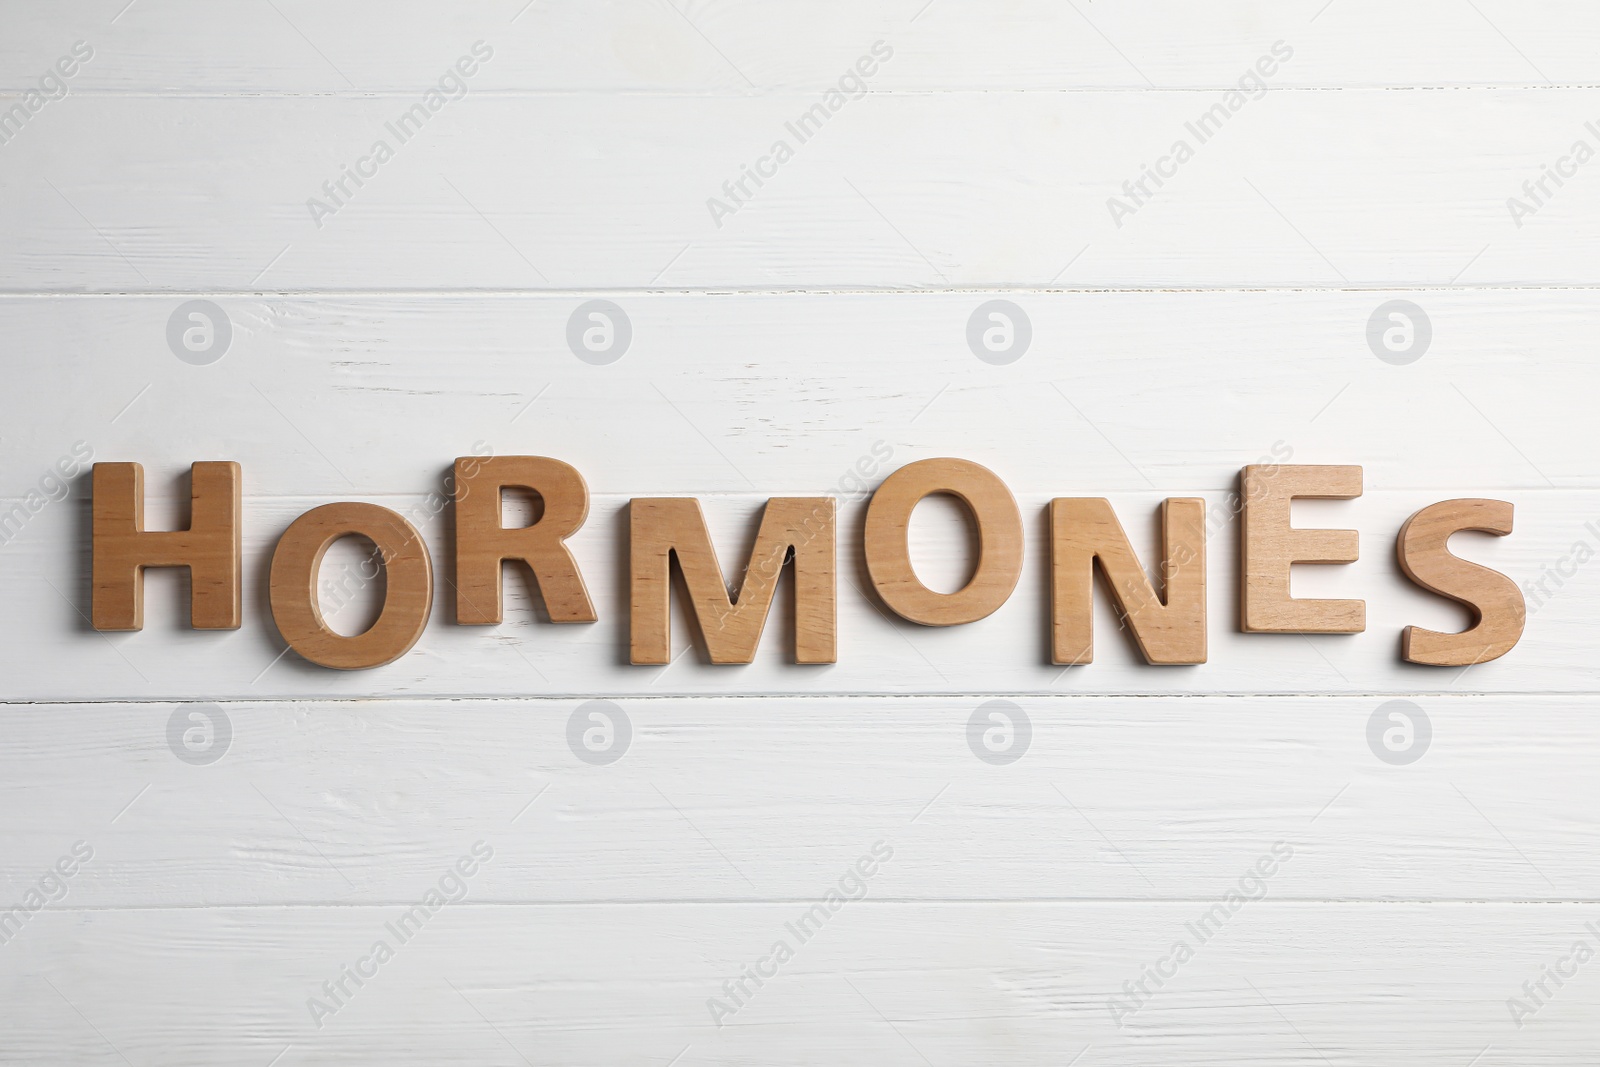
[88,458,1525,671]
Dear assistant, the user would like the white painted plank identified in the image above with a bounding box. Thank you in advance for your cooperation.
[4,483,1590,699]
[1,0,1593,93]
[1,89,1597,289]
[0,288,1587,492]
[0,696,1589,906]
[0,902,1583,1064]
[5,3,1597,1065]
[0,290,1591,698]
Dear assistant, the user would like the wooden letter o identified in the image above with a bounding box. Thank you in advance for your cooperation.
[269,503,433,669]
[864,458,1023,626]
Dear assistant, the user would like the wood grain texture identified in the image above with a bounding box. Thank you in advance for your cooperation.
[0,290,1592,495]
[5,3,1598,1060]
[8,90,1600,290]
[1398,497,1526,665]
[9,0,1600,94]
[0,904,1591,1066]
[452,454,598,626]
[267,501,433,669]
[4,484,1589,699]
[1050,497,1207,664]
[865,458,1023,626]
[630,496,836,664]
[0,290,1593,490]
[1241,464,1366,634]
[0,696,1592,906]
[90,460,241,631]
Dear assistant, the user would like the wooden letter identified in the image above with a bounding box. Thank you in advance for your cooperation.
[630,497,835,665]
[1240,464,1365,633]
[1397,498,1524,666]
[1050,498,1207,664]
[864,458,1023,626]
[269,503,432,669]
[91,461,241,631]
[453,456,597,625]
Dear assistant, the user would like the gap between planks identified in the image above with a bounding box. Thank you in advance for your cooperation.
[15,284,1600,298]
[2,691,1598,707]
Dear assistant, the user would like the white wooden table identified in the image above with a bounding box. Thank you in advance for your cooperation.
[1,2,1595,1063]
